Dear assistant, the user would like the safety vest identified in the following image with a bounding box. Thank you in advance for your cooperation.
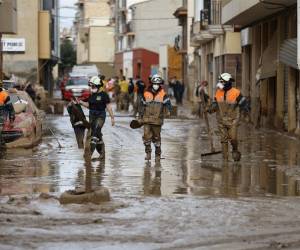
[0,90,9,106]
[144,89,166,103]
[143,89,166,125]
[214,87,241,125]
[215,88,240,104]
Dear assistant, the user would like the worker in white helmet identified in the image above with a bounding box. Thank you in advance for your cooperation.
[208,73,250,162]
[77,76,115,159]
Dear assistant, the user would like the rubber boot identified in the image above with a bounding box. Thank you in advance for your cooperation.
[96,139,105,160]
[231,140,241,162]
[145,151,151,161]
[90,137,99,157]
[145,145,152,161]
[222,143,229,161]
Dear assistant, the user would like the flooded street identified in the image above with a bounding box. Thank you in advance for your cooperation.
[1,110,300,249]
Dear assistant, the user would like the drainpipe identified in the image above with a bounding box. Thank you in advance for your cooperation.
[298,0,300,69]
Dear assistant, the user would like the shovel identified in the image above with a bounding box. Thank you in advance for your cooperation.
[200,91,222,157]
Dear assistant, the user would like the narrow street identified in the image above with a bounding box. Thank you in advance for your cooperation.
[1,109,300,249]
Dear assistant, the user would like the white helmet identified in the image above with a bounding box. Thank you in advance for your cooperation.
[89,76,101,86]
[219,73,234,82]
[151,74,163,84]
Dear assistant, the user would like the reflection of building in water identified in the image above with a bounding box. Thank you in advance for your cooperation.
[0,160,54,195]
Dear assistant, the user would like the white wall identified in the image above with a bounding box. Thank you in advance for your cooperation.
[123,51,133,78]
[132,0,182,53]
[89,26,115,63]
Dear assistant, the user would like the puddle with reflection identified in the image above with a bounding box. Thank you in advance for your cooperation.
[1,115,300,198]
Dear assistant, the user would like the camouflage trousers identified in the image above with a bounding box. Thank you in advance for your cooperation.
[143,124,162,156]
[218,123,238,149]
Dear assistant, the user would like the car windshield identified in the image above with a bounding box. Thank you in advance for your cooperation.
[9,94,22,103]
[67,78,88,86]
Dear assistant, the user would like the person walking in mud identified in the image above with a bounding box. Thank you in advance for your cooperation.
[76,76,115,159]
[133,75,145,118]
[195,80,209,118]
[208,73,250,162]
[141,74,172,162]
[119,76,130,111]
[0,85,15,152]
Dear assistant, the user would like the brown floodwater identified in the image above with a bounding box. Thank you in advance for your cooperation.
[2,111,300,250]
[1,113,300,198]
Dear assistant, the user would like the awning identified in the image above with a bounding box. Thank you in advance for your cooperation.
[279,38,297,69]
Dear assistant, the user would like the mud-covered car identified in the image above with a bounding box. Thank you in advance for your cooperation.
[2,89,44,148]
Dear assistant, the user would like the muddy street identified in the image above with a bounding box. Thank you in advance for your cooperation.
[1,111,300,249]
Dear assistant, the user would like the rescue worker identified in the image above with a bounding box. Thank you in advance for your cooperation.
[195,80,209,118]
[99,75,107,92]
[119,76,129,111]
[141,74,172,162]
[133,75,145,117]
[0,86,15,150]
[128,78,135,110]
[208,73,250,162]
[114,76,121,110]
[77,76,115,158]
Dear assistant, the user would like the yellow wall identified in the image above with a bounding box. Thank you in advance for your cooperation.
[38,11,50,59]
[168,46,182,79]
[84,0,110,19]
[88,26,114,63]
[224,32,242,54]
[3,0,39,62]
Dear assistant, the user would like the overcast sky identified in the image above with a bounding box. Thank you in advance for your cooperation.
[59,0,77,30]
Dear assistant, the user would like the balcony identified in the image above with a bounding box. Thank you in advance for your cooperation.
[190,22,222,46]
[173,6,187,26]
[222,0,296,27]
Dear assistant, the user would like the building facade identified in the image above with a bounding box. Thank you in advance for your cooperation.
[190,0,241,99]
[223,0,299,134]
[74,0,115,77]
[111,0,182,83]
[1,0,59,95]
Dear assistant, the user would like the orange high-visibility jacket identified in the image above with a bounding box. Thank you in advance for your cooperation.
[215,88,241,104]
[144,89,166,103]
[0,90,9,105]
[214,87,241,126]
[143,89,167,125]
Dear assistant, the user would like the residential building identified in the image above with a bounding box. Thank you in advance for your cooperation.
[74,0,115,77]
[1,0,60,95]
[223,0,299,134]
[112,0,182,84]
[190,0,241,99]
[0,0,17,82]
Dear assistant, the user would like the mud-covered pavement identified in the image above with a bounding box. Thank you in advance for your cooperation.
[1,108,300,250]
